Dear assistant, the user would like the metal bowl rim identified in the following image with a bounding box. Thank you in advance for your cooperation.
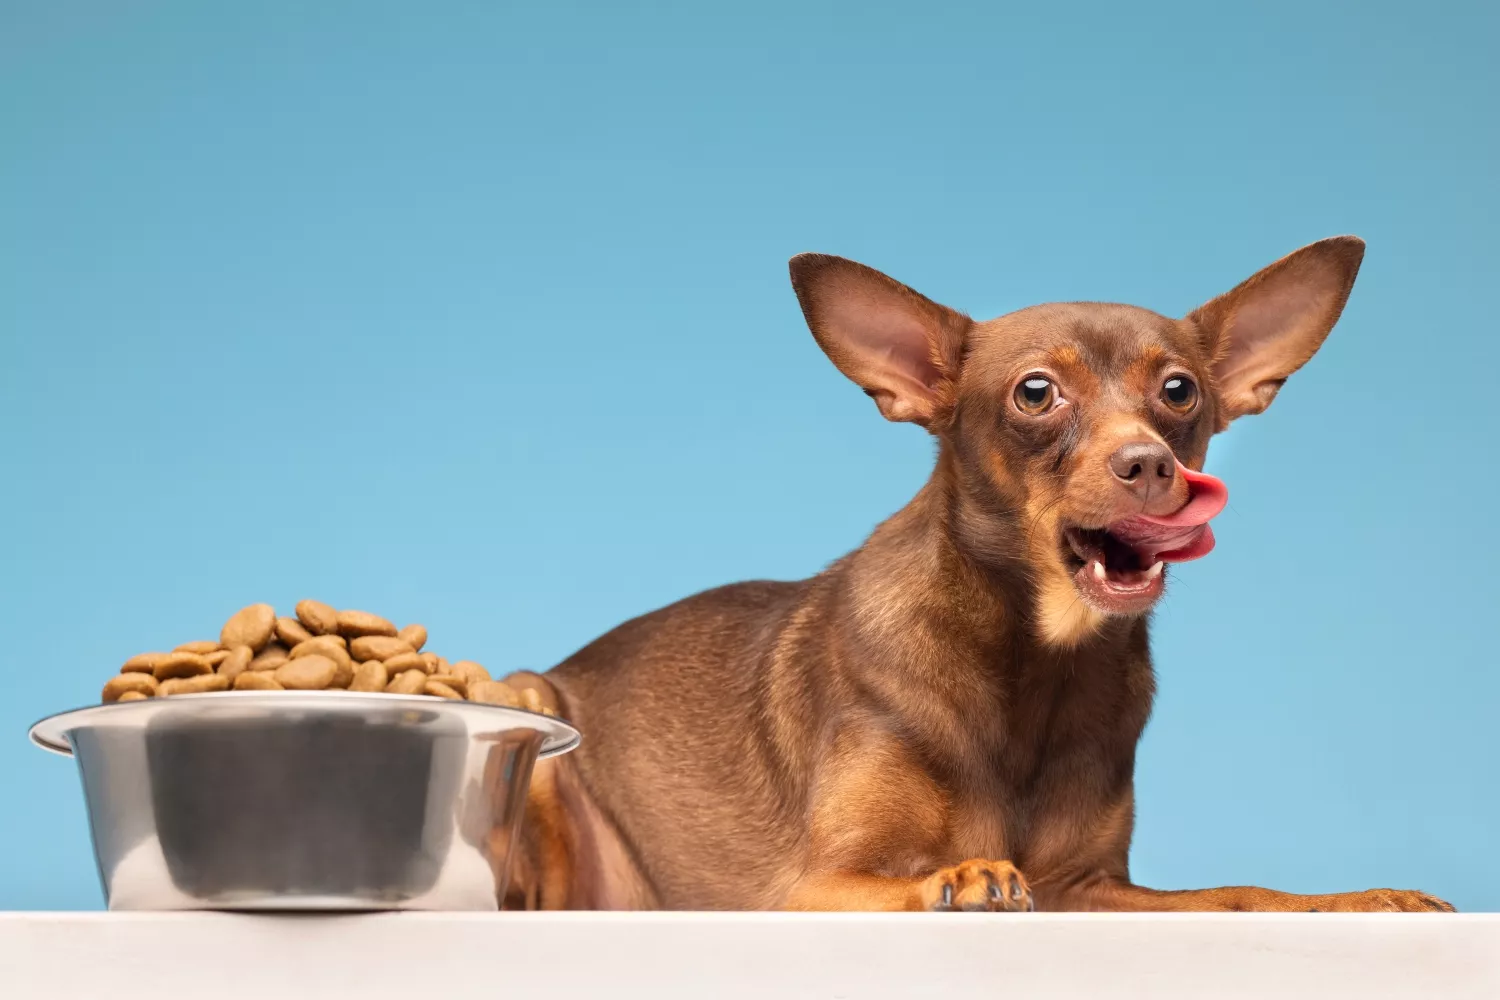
[27,691,581,759]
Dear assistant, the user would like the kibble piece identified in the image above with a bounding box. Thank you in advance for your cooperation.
[386,669,428,695]
[117,691,149,702]
[429,677,468,701]
[426,673,469,698]
[468,680,520,707]
[397,624,428,652]
[290,635,348,658]
[160,673,231,696]
[275,616,313,648]
[249,643,289,672]
[518,687,546,714]
[205,650,231,667]
[424,680,463,700]
[234,672,284,691]
[220,603,277,652]
[452,660,491,686]
[275,654,337,690]
[291,637,352,681]
[121,653,166,675]
[154,652,213,680]
[295,599,340,636]
[103,673,159,702]
[350,660,389,692]
[434,655,451,675]
[350,635,413,661]
[419,652,440,674]
[382,651,424,674]
[174,640,221,655]
[218,645,254,682]
[337,610,398,638]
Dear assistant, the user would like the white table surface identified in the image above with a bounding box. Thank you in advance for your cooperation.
[3,911,1497,999]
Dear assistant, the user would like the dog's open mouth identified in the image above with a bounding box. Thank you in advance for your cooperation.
[1062,466,1229,614]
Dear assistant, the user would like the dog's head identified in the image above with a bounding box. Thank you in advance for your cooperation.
[789,238,1363,645]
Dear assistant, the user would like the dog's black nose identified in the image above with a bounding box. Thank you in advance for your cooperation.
[1109,441,1175,491]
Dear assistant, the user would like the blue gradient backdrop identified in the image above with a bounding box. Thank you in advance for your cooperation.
[2,2,1496,910]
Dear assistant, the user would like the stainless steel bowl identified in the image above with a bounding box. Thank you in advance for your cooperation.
[29,691,580,911]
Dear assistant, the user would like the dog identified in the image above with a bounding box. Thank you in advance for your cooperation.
[497,237,1454,913]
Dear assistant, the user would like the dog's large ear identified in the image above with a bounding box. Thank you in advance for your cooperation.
[789,254,970,427]
[1188,236,1365,430]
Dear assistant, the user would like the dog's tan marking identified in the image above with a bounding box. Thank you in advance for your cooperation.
[1123,342,1167,385]
[1035,572,1106,647]
[1016,479,1109,646]
[1050,344,1083,369]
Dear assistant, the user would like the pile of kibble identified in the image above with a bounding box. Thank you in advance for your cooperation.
[100,600,551,714]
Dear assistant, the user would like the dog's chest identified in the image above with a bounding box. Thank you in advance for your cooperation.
[945,660,1145,869]
[945,763,1109,872]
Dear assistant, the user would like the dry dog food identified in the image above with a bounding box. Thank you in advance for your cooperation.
[102,601,554,715]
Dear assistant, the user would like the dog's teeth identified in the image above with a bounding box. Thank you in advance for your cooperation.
[1092,560,1106,582]
[1145,561,1164,580]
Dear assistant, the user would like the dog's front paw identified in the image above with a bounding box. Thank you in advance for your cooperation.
[920,859,1033,912]
[1313,889,1455,913]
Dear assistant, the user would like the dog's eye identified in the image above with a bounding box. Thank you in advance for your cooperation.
[1014,376,1056,415]
[1161,375,1198,412]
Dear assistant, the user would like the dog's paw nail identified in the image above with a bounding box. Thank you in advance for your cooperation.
[1010,878,1025,901]
[941,883,954,908]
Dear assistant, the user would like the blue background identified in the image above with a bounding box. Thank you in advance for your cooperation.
[2,1,1495,911]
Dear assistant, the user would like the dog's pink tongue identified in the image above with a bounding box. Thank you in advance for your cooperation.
[1108,465,1229,564]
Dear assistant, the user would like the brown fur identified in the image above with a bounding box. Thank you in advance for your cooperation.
[502,237,1453,914]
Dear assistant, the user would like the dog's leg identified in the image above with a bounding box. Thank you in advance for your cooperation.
[500,671,660,911]
[1059,880,1454,913]
[781,730,1036,912]
[786,860,1034,912]
[503,755,575,909]
[1027,797,1455,913]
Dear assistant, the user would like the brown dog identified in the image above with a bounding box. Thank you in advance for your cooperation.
[499,237,1453,913]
